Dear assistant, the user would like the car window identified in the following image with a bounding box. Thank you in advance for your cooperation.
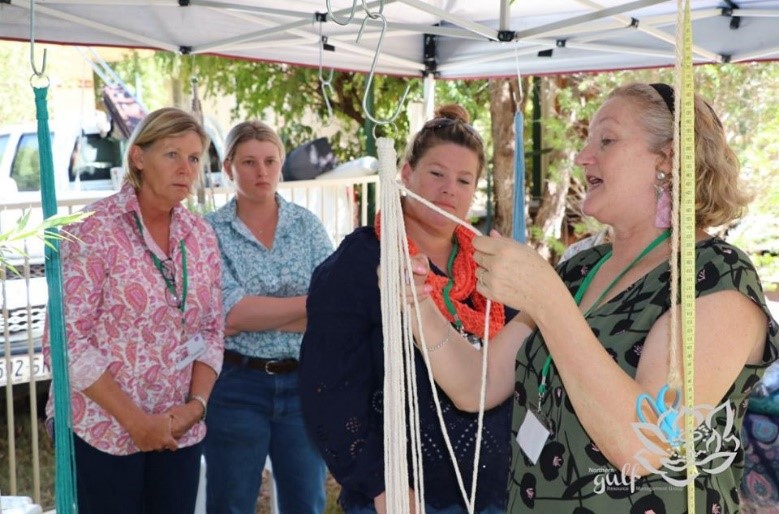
[0,134,9,164]
[10,132,54,192]
[69,133,122,183]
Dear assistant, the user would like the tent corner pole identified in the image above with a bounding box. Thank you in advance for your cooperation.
[423,73,436,119]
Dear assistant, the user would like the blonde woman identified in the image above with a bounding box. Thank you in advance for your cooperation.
[204,121,333,514]
[46,107,224,514]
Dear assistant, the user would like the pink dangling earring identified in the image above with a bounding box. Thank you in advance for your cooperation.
[654,171,671,229]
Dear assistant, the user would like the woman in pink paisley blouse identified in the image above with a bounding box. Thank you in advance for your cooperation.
[45,107,224,514]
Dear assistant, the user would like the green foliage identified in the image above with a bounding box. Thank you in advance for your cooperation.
[111,50,175,111]
[141,53,424,162]
[0,210,92,274]
[106,50,778,275]
[0,43,34,124]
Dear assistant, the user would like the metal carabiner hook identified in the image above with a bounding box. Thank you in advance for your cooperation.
[318,22,335,125]
[357,12,411,126]
[29,0,48,78]
[326,0,359,26]
[360,0,385,19]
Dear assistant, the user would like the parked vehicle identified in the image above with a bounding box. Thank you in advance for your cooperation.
[0,254,50,388]
[0,110,225,389]
[0,121,380,390]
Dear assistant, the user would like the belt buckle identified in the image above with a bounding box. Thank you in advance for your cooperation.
[265,360,279,375]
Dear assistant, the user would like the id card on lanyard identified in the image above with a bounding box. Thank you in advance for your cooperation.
[132,211,188,323]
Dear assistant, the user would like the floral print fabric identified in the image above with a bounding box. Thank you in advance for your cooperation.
[205,195,333,359]
[508,237,778,513]
[45,183,224,455]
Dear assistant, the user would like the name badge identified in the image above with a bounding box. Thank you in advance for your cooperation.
[174,333,207,370]
[517,407,551,465]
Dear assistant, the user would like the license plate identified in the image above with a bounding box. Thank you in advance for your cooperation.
[0,354,51,387]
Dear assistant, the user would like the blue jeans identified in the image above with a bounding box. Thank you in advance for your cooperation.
[204,363,326,514]
[346,502,505,514]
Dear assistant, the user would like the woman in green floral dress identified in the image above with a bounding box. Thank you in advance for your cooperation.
[405,83,778,513]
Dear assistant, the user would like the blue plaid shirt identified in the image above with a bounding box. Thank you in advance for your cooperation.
[206,195,333,359]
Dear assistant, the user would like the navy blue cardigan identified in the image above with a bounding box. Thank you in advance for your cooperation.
[300,226,511,511]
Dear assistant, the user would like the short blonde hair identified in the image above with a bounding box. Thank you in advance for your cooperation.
[123,107,208,189]
[223,120,285,166]
[608,83,752,228]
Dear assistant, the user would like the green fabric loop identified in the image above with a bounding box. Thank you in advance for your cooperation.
[34,85,78,514]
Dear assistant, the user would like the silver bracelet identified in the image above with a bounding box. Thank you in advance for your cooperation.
[187,394,208,421]
[426,324,451,353]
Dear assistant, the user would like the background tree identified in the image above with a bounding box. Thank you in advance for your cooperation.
[111,50,778,278]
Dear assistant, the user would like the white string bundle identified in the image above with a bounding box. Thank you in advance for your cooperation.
[377,136,492,513]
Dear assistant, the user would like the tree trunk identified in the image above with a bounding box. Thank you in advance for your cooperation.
[489,78,518,237]
[532,78,572,262]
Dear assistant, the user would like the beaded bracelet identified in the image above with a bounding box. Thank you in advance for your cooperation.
[426,324,451,353]
[187,394,208,421]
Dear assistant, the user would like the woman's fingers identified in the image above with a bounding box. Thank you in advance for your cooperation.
[406,254,432,303]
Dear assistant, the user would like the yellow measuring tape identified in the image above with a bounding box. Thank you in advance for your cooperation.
[678,0,699,509]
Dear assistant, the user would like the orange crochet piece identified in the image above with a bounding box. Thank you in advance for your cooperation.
[375,214,505,339]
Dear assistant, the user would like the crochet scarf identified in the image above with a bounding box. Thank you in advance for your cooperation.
[375,213,505,338]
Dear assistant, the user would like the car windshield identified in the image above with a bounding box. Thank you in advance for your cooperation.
[0,134,9,164]
[10,132,55,192]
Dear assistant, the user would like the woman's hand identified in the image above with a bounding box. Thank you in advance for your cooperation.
[376,254,433,305]
[166,402,203,439]
[473,230,564,317]
[125,412,178,452]
[405,254,433,305]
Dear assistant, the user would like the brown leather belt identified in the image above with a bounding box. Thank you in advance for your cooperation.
[223,350,299,374]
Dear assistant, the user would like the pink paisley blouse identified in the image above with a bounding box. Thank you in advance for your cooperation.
[45,183,224,455]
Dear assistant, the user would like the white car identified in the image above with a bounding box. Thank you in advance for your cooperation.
[0,112,225,388]
[0,255,50,388]
[0,112,122,201]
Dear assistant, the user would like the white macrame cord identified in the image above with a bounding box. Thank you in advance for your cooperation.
[377,137,492,514]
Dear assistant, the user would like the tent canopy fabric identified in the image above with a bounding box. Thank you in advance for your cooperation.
[2,0,778,79]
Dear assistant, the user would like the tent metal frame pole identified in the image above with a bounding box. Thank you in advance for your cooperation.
[397,0,499,41]
[11,0,178,51]
[436,45,547,73]
[543,40,678,59]
[732,9,779,17]
[194,0,394,54]
[423,74,435,120]
[733,45,779,61]
[193,1,310,19]
[196,3,421,73]
[513,0,666,40]
[500,0,511,31]
[573,0,721,62]
[572,10,719,43]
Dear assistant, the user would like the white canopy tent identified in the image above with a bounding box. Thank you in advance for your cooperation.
[1,0,778,81]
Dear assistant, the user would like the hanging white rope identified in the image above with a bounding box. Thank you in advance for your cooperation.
[377,136,493,513]
[378,136,415,514]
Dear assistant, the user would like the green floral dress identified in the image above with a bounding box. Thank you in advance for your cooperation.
[508,238,778,513]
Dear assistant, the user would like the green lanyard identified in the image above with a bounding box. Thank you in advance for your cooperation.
[442,239,463,332]
[132,211,188,316]
[537,230,671,402]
